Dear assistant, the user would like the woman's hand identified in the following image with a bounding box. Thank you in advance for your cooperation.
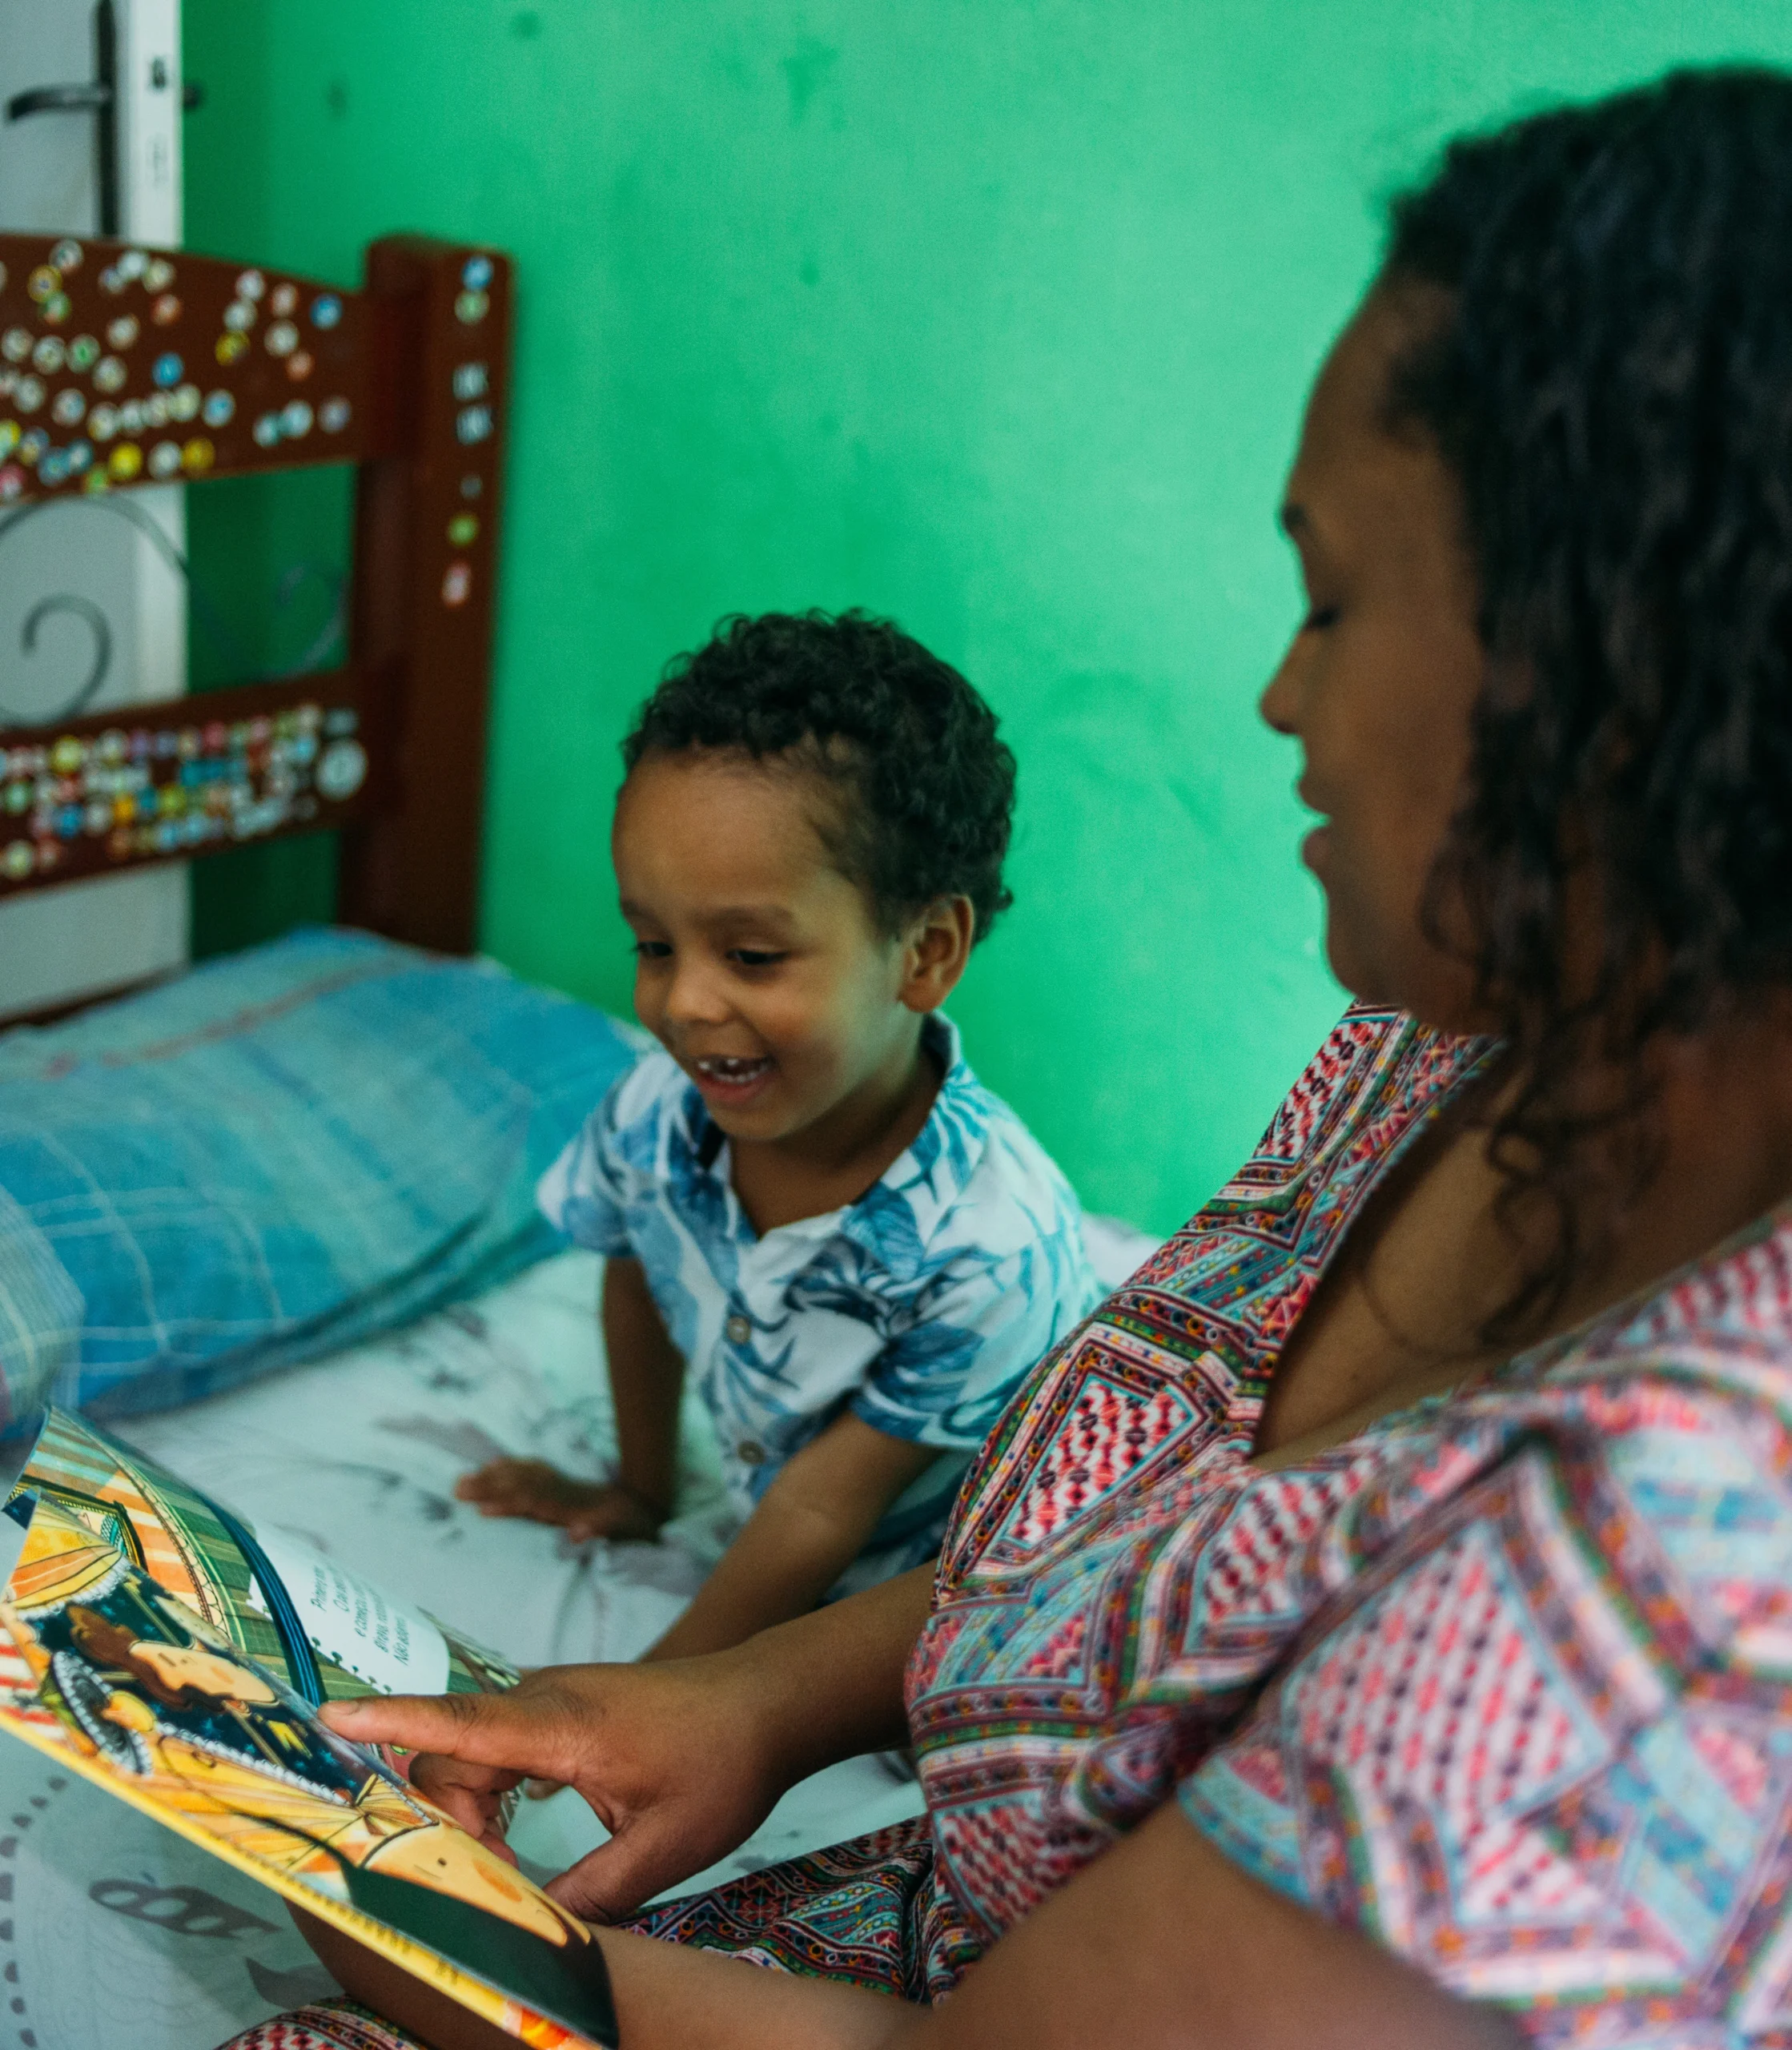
[319,1562,934,1922]
[321,1653,786,1920]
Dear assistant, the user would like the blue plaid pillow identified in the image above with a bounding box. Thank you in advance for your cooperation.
[0,927,638,1417]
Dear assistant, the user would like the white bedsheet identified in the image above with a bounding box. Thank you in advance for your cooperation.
[22,1216,1158,2047]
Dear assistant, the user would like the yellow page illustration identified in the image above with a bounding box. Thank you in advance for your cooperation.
[0,1491,617,2048]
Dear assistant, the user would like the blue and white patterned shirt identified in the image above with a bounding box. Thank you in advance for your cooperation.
[537,1015,1099,1589]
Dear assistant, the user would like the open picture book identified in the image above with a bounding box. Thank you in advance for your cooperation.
[0,1408,618,2049]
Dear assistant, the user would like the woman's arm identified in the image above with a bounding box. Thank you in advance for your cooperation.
[314,1801,1521,2050]
[644,1414,939,1660]
[321,1562,932,1919]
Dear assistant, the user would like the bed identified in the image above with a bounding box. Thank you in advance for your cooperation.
[0,226,1159,2048]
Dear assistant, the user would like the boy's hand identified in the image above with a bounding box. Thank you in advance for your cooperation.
[453,1459,666,1543]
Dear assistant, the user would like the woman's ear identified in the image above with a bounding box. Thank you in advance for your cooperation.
[898,896,976,1013]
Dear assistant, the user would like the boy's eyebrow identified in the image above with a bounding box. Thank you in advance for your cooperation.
[618,898,800,931]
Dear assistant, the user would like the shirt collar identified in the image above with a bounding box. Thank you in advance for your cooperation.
[677,1013,989,1275]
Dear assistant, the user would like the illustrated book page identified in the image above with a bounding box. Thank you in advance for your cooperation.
[0,1487,617,2048]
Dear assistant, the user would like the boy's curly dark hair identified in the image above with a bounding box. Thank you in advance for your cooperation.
[1380,68,1792,1334]
[621,609,1016,943]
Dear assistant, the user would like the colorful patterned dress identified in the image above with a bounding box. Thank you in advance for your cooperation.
[227,1011,1792,2048]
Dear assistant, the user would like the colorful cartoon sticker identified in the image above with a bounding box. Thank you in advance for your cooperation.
[14,378,42,415]
[108,443,143,481]
[286,350,313,382]
[92,356,125,393]
[143,257,176,291]
[201,389,235,427]
[151,295,180,326]
[31,337,64,374]
[279,400,312,438]
[269,282,297,317]
[215,332,248,367]
[87,404,118,441]
[310,295,342,330]
[452,362,488,400]
[106,315,139,351]
[462,255,493,291]
[68,335,100,372]
[223,300,255,333]
[319,398,351,432]
[441,562,472,607]
[447,512,480,545]
[265,321,298,358]
[454,290,488,325]
[49,239,82,273]
[27,267,59,303]
[0,332,29,364]
[235,268,265,300]
[44,294,70,325]
[147,441,181,479]
[50,390,84,427]
[182,437,215,474]
[168,384,199,422]
[151,352,183,388]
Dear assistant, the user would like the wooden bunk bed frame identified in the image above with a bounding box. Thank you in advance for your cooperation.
[0,229,511,991]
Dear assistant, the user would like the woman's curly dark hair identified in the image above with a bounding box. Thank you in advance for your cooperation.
[1381,68,1792,1333]
[622,609,1016,943]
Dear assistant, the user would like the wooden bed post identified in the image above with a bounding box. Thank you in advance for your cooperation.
[335,237,512,955]
[0,230,512,1005]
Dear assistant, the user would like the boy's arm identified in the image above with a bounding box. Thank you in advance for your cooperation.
[456,1256,686,1541]
[601,1253,686,1521]
[642,1413,938,1662]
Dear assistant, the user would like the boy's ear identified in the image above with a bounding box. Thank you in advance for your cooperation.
[898,896,976,1013]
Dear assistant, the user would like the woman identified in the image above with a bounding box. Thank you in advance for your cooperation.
[238,69,1792,2048]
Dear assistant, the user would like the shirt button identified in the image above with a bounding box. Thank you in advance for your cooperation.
[725,1313,750,1345]
[737,1440,766,1466]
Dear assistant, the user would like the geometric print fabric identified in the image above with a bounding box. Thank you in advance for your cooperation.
[633,1008,1792,2041]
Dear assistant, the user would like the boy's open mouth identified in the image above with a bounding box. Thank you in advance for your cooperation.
[693,1054,774,1085]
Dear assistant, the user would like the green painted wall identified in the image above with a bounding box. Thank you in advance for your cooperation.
[181,2,1792,1233]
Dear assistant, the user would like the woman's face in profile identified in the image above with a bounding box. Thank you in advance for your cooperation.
[1260,287,1490,1031]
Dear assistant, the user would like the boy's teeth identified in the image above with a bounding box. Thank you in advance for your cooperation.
[697,1055,771,1079]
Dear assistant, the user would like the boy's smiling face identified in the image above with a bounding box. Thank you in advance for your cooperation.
[613,749,964,1153]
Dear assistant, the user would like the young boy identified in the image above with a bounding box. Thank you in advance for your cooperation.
[456,609,1098,1661]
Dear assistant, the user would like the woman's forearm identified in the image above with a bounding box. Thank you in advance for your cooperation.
[732,1561,934,1782]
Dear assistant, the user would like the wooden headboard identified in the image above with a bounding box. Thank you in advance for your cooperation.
[0,231,511,961]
